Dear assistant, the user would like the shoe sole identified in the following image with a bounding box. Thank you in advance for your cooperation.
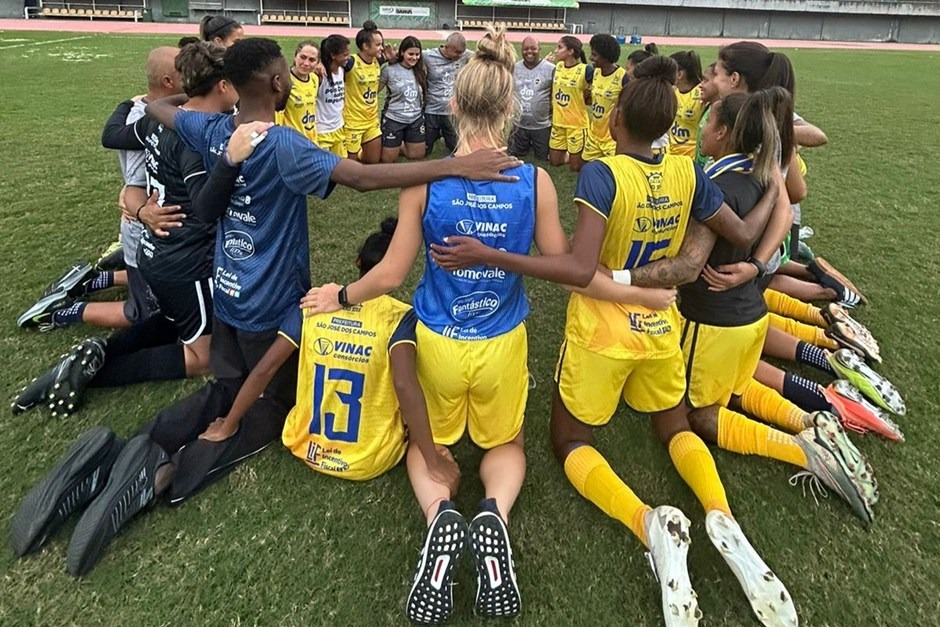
[705,511,798,627]
[825,381,904,442]
[10,427,120,556]
[814,258,866,304]
[829,350,906,415]
[469,511,521,619]
[47,339,106,418]
[406,509,467,624]
[11,368,58,414]
[43,262,95,299]
[825,321,880,364]
[16,292,71,329]
[645,506,701,627]
[815,413,879,508]
[66,435,166,576]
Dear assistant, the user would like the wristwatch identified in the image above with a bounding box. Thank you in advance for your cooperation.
[747,256,768,278]
[338,285,350,308]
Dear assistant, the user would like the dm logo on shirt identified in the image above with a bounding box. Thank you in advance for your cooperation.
[223,230,255,260]
[451,291,501,321]
[313,337,333,356]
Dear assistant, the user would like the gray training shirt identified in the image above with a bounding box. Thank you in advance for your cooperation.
[380,63,423,124]
[423,47,472,116]
[513,59,555,130]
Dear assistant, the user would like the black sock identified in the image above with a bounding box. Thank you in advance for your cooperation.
[782,373,830,412]
[90,343,187,387]
[795,341,836,376]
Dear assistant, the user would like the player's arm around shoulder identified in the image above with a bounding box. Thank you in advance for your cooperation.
[533,166,568,256]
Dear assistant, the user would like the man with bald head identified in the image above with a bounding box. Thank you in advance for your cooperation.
[422,32,472,155]
[508,36,554,161]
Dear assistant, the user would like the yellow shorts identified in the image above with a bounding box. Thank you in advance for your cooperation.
[549,126,587,154]
[681,315,769,409]
[416,321,528,449]
[554,339,686,425]
[582,134,615,161]
[344,123,382,155]
[317,129,346,157]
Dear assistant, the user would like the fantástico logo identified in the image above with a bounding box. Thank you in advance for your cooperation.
[451,291,501,321]
[223,230,255,260]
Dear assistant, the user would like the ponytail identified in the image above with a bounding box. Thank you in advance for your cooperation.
[729,90,781,185]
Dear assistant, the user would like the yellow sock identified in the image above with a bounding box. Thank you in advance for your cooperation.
[764,289,826,327]
[768,313,839,350]
[717,407,808,468]
[740,378,807,433]
[564,445,651,546]
[668,431,731,516]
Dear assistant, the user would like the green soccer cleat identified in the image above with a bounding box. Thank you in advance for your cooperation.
[827,349,905,415]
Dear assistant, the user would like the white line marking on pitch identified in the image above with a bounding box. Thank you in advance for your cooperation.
[0,35,92,50]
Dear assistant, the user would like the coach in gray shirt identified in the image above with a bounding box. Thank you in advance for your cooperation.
[509,37,554,161]
[423,32,472,155]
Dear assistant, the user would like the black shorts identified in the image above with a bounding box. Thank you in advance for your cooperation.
[382,115,426,148]
[123,266,161,324]
[508,126,551,161]
[147,276,213,344]
[209,317,298,408]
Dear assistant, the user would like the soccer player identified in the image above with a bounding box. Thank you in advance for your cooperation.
[421,32,472,156]
[667,50,705,157]
[378,36,427,163]
[276,40,320,145]
[343,21,390,163]
[317,34,350,157]
[302,27,576,623]
[549,35,592,171]
[582,34,627,162]
[508,36,553,161]
[431,56,800,626]
[199,14,243,47]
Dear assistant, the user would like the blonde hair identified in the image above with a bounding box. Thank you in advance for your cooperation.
[452,24,516,151]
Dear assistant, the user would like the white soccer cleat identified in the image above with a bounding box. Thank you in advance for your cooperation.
[645,506,701,627]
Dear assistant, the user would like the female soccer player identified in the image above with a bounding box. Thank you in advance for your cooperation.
[667,50,704,157]
[276,40,320,145]
[549,35,592,170]
[378,36,427,163]
[582,33,627,163]
[431,56,800,627]
[198,15,243,48]
[343,21,387,163]
[317,34,350,157]
[303,27,575,623]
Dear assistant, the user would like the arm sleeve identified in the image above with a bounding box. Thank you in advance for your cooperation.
[691,162,726,222]
[190,156,240,223]
[276,130,343,200]
[572,161,616,219]
[174,110,213,154]
[101,100,146,149]
[278,307,304,348]
[585,64,595,84]
[343,56,356,73]
[388,309,418,352]
[621,73,630,87]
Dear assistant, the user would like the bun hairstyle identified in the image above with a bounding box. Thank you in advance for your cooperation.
[644,42,659,55]
[452,25,517,151]
[358,217,398,275]
[559,35,586,64]
[670,50,703,85]
[176,41,226,98]
[356,20,382,49]
[199,15,240,43]
[617,55,678,142]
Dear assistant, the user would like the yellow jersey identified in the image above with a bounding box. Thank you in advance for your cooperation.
[281,296,414,481]
[276,70,319,144]
[568,154,722,359]
[343,54,381,131]
[552,62,590,129]
[668,86,705,157]
[588,66,626,147]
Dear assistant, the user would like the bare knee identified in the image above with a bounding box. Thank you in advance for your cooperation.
[549,387,594,465]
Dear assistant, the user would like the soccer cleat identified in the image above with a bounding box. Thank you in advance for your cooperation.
[826,322,881,364]
[10,427,122,556]
[644,505,701,627]
[16,292,75,331]
[807,258,866,306]
[705,511,798,627]
[793,412,877,523]
[405,502,468,624]
[95,240,125,272]
[827,349,906,415]
[11,367,59,414]
[47,338,107,418]
[824,380,904,442]
[468,499,521,619]
[41,262,97,299]
[66,435,168,576]
[834,287,863,310]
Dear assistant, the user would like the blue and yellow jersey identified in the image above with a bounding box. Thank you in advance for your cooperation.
[567,154,723,359]
[588,66,626,146]
[343,54,381,131]
[668,85,705,157]
[276,70,320,144]
[282,296,415,481]
[552,62,591,129]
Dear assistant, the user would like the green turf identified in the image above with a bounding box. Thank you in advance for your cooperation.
[1,31,938,626]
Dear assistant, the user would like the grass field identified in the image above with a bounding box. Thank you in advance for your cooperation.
[0,30,938,626]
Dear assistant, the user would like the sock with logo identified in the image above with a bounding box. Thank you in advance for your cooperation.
[564,445,652,546]
[781,372,831,412]
[83,271,115,295]
[51,301,87,327]
[763,289,826,327]
[717,407,808,469]
[795,341,837,376]
[668,431,731,516]
[768,313,839,350]
[739,378,807,433]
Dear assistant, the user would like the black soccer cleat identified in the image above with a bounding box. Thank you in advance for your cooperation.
[17,292,75,331]
[468,499,521,619]
[11,367,59,415]
[406,501,468,624]
[66,435,169,576]
[10,427,122,557]
[42,262,98,299]
[47,338,107,418]
[95,241,125,272]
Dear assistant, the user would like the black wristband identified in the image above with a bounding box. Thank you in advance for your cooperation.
[747,256,768,278]
[338,285,349,308]
[135,202,147,221]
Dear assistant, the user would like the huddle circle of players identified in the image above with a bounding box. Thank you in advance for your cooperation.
[9,14,907,627]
